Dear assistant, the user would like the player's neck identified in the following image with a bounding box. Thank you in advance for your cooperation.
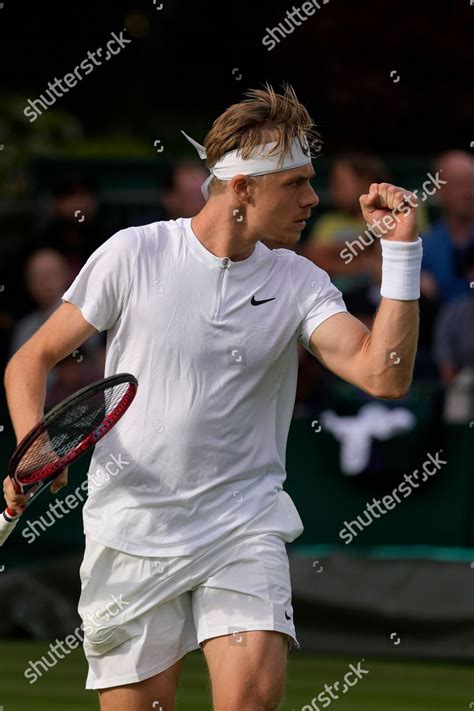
[190,205,257,262]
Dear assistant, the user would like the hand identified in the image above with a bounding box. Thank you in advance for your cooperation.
[3,475,26,515]
[2,466,69,515]
[49,467,69,494]
[19,434,69,496]
[359,182,419,242]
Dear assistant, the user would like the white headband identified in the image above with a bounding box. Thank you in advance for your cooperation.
[181,130,312,200]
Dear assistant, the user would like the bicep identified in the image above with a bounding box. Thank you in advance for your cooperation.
[14,302,98,370]
[308,311,373,392]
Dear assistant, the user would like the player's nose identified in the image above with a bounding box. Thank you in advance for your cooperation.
[303,185,319,209]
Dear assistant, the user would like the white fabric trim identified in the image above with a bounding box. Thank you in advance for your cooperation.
[380,236,423,300]
[181,130,312,200]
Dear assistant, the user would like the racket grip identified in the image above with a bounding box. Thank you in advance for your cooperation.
[0,508,21,546]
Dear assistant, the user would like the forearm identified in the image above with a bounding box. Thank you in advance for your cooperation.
[4,350,50,443]
[364,297,419,398]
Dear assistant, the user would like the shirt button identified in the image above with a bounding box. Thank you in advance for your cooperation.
[221,257,231,268]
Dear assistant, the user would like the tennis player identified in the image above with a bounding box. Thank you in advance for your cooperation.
[3,84,421,710]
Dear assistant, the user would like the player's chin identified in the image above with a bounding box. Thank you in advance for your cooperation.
[276,229,302,247]
[275,222,303,238]
[288,221,305,240]
[262,222,302,246]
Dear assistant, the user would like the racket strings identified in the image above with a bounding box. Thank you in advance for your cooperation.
[16,382,130,483]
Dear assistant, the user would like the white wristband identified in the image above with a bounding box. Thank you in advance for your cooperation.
[380,236,423,300]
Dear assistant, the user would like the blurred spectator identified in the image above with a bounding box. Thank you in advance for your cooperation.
[433,243,474,384]
[311,153,388,243]
[28,177,105,277]
[9,249,104,401]
[134,159,207,225]
[295,239,381,415]
[421,151,474,305]
[342,238,381,329]
[302,152,389,293]
[303,153,429,294]
[45,349,106,408]
[9,248,71,356]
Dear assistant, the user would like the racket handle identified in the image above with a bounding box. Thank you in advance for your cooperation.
[0,508,21,546]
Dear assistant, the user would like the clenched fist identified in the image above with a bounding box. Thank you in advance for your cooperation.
[359,182,419,243]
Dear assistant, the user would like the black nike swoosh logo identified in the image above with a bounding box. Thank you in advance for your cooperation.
[251,296,276,306]
[285,610,292,620]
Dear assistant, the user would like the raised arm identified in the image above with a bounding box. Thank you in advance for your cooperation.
[309,304,418,399]
[309,182,422,399]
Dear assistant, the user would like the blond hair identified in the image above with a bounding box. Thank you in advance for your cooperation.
[203,82,320,196]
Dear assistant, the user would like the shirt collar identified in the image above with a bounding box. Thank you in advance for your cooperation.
[182,217,264,274]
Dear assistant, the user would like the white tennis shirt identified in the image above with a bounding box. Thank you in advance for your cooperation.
[62,217,348,556]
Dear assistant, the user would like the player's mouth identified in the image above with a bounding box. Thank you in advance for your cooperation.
[294,220,307,228]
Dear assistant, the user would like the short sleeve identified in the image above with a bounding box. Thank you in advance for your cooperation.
[293,256,348,352]
[61,227,140,332]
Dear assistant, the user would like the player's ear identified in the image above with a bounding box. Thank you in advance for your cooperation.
[230,174,253,203]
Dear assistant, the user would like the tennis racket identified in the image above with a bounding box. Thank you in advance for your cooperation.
[0,372,138,546]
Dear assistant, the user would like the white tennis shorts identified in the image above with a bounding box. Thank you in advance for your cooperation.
[78,495,302,689]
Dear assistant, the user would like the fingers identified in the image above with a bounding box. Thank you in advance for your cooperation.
[2,466,69,514]
[2,475,27,514]
[50,467,69,494]
[359,184,378,213]
[361,183,416,212]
